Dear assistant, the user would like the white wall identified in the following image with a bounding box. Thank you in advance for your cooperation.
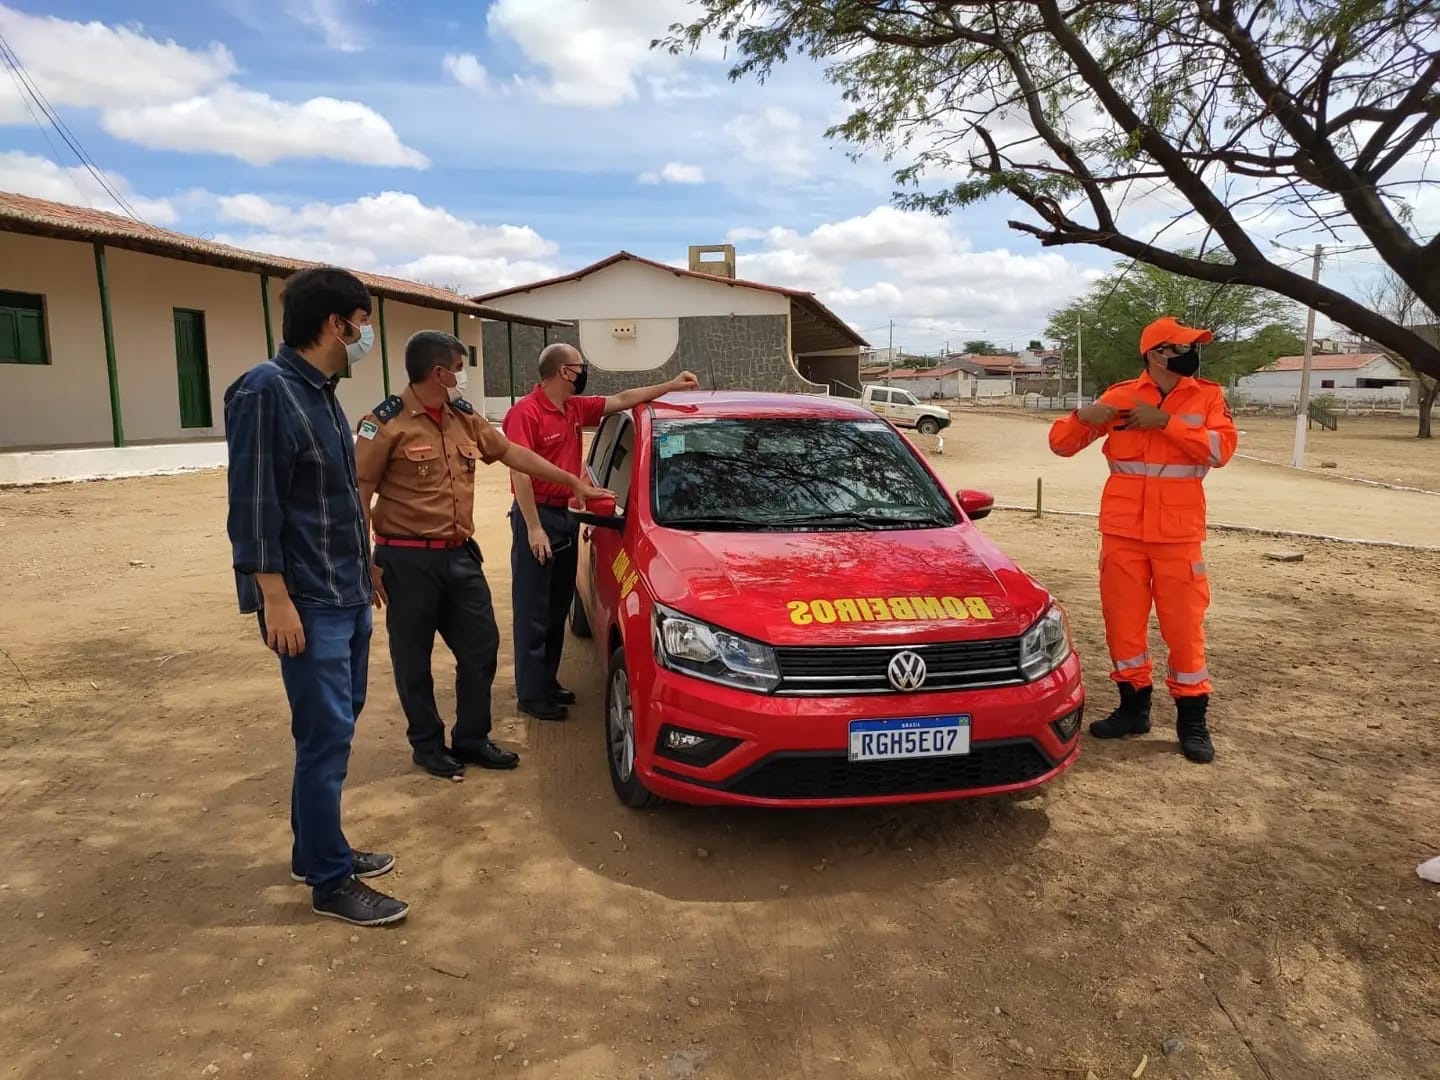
[482,260,790,320]
[0,231,489,449]
[576,316,679,372]
[0,233,114,449]
[1236,364,1413,405]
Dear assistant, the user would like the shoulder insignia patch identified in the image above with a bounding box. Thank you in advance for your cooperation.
[449,396,475,415]
[357,418,379,440]
[373,395,404,422]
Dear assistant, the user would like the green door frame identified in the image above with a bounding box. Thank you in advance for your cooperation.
[173,308,214,429]
[93,243,124,447]
[378,296,391,396]
[260,274,276,356]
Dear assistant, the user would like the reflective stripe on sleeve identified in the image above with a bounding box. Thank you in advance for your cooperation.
[1207,430,1223,466]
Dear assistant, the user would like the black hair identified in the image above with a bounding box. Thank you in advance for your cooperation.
[405,330,465,384]
[280,268,372,349]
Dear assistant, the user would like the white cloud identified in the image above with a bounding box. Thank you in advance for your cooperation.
[0,4,424,168]
[214,190,555,260]
[287,0,367,53]
[639,161,705,185]
[729,205,1101,347]
[0,3,235,122]
[0,151,179,224]
[724,107,813,180]
[485,0,710,108]
[443,53,493,94]
[210,190,560,294]
[103,87,428,168]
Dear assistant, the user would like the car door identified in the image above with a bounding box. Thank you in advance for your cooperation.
[575,413,625,646]
[891,388,921,427]
[867,388,893,420]
[587,418,638,653]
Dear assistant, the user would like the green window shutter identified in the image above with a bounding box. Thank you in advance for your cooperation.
[15,309,46,363]
[0,308,18,363]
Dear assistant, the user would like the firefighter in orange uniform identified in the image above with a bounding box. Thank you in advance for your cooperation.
[1049,316,1238,763]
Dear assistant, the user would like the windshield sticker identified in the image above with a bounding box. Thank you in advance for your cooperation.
[610,548,640,599]
[656,433,685,459]
[787,595,994,626]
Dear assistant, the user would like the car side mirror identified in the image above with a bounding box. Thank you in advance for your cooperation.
[570,508,625,531]
[957,488,994,522]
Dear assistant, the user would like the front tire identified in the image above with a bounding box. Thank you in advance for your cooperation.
[917,417,941,436]
[569,591,592,638]
[606,646,661,809]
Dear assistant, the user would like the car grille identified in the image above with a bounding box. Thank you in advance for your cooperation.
[724,740,1054,800]
[772,638,1024,695]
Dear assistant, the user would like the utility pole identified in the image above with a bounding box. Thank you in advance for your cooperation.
[1292,244,1323,468]
[1076,315,1084,405]
[887,319,894,383]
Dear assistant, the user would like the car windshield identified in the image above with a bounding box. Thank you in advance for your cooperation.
[651,417,956,531]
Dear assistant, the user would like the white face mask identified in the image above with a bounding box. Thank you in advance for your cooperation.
[446,366,468,403]
[340,322,375,365]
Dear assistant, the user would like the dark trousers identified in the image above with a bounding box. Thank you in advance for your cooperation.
[265,603,371,892]
[509,502,579,708]
[374,541,501,756]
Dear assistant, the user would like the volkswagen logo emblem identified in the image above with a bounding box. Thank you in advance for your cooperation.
[886,650,927,691]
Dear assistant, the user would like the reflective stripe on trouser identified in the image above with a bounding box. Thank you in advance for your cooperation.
[1098,534,1212,697]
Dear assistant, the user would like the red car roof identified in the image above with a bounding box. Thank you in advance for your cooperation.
[648,391,875,422]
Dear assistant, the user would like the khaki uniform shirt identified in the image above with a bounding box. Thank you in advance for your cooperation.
[354,386,510,540]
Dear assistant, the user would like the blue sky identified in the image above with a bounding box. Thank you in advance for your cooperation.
[0,1,1401,352]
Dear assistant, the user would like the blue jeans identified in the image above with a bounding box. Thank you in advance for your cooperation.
[265,603,372,892]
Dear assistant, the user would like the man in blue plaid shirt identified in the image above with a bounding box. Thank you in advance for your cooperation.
[224,267,407,927]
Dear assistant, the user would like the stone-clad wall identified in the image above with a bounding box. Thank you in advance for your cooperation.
[482,314,823,399]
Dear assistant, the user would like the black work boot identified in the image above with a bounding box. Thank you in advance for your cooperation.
[1176,695,1215,763]
[1088,682,1152,738]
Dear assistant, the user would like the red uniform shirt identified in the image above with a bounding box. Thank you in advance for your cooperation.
[502,386,607,504]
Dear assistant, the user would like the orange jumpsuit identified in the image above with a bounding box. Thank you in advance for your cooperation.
[1049,372,1238,698]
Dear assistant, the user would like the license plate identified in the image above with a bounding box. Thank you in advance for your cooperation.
[848,715,972,762]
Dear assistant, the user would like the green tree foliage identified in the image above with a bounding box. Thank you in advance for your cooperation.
[659,1,1440,380]
[1047,254,1302,391]
[962,339,1001,355]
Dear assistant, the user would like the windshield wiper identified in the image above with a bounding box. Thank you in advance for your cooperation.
[783,510,952,529]
[661,513,776,529]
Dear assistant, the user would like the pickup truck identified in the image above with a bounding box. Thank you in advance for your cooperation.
[860,384,952,435]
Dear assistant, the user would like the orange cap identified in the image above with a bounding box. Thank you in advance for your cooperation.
[1139,315,1214,356]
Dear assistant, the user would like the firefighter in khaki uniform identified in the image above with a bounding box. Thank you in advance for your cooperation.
[1049,316,1238,763]
[353,331,609,780]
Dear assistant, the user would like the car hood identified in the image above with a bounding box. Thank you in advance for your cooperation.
[638,525,1049,646]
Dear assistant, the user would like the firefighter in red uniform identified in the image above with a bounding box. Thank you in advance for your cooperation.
[1049,316,1238,763]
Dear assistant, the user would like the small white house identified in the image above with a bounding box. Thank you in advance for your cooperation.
[473,246,867,411]
[1235,353,1412,406]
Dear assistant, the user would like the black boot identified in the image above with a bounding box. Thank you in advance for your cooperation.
[1176,694,1215,764]
[1088,682,1152,738]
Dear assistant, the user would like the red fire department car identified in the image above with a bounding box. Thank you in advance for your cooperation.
[568,391,1084,809]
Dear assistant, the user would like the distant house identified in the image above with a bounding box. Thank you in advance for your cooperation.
[472,246,867,409]
[1235,353,1412,405]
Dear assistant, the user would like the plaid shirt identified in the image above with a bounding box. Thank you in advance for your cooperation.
[224,346,372,613]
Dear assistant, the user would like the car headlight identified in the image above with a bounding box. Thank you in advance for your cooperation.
[1019,603,1073,681]
[653,605,780,693]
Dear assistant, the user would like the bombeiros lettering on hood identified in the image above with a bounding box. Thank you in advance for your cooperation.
[788,595,994,626]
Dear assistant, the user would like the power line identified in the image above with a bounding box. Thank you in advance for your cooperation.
[0,27,143,222]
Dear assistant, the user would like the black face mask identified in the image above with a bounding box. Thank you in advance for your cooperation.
[569,365,589,394]
[1166,347,1200,377]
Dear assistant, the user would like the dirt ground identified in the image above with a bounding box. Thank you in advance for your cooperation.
[2,459,1439,1080]
[930,411,1440,547]
[1219,414,1437,491]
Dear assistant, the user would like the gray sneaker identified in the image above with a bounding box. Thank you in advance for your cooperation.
[292,850,395,883]
[312,877,409,927]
